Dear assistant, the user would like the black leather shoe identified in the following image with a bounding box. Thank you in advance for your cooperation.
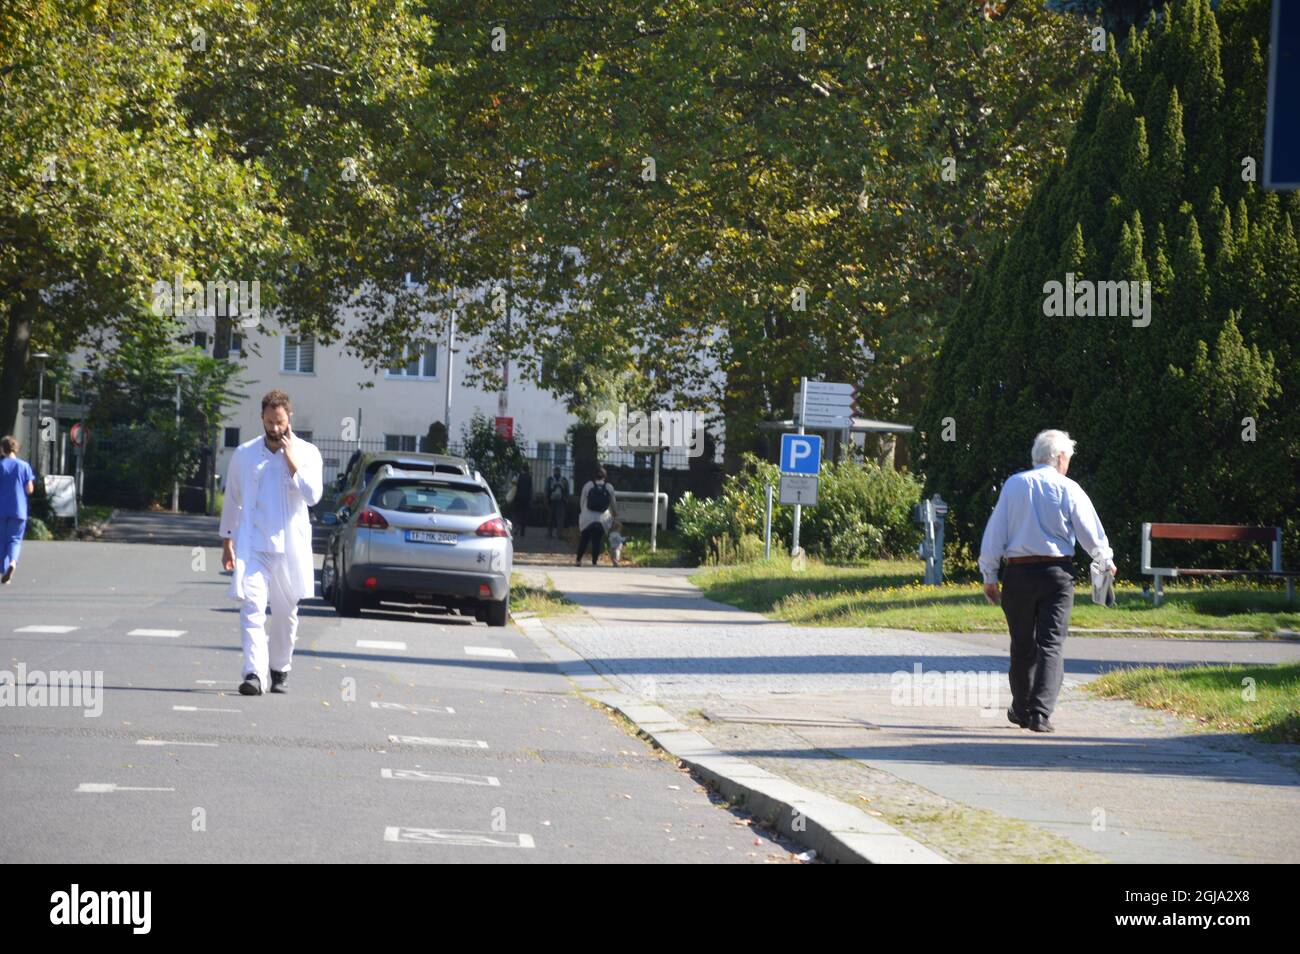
[269,670,288,694]
[238,673,263,696]
[1007,705,1029,728]
[1029,715,1055,733]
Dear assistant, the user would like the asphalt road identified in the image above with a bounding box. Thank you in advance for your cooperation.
[0,539,798,863]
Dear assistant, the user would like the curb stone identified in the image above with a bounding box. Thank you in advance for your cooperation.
[515,614,949,865]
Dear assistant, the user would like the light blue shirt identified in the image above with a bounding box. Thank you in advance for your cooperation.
[978,463,1113,584]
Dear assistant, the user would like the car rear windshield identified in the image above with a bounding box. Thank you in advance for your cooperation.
[370,480,493,516]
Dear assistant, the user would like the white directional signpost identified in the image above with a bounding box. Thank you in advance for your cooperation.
[794,381,857,430]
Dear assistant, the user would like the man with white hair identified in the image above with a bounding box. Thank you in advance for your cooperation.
[978,429,1116,733]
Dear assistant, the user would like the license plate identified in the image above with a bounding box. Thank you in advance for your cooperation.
[405,530,459,545]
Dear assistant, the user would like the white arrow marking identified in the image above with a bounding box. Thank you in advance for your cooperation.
[387,735,488,749]
[370,702,455,714]
[381,769,500,786]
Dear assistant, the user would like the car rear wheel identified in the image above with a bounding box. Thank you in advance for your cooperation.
[485,595,508,627]
[333,557,363,617]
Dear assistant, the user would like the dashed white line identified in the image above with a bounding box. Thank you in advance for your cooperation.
[77,783,175,793]
[15,625,78,634]
[356,640,407,651]
[135,739,219,747]
[464,646,517,659]
[387,735,488,749]
[381,769,500,786]
[129,629,185,638]
[172,705,241,713]
[370,702,455,714]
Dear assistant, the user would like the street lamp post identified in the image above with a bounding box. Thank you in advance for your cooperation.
[172,368,190,513]
[32,352,50,474]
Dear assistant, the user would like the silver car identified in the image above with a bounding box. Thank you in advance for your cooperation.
[320,466,513,625]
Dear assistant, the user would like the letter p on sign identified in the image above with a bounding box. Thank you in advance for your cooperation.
[780,434,822,475]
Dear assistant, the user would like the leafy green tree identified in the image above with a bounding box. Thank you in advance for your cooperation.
[915,0,1299,575]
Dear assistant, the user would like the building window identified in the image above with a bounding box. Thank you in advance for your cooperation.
[193,331,208,350]
[386,342,437,379]
[282,334,316,374]
[384,434,418,452]
[224,427,241,448]
[228,328,244,355]
[538,441,568,466]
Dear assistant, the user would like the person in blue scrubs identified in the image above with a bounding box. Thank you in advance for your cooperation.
[0,435,36,585]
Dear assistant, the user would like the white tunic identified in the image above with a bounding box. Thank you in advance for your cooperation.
[219,435,323,602]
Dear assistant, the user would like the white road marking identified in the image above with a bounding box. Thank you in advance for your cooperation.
[384,827,533,848]
[464,646,517,659]
[370,702,455,714]
[387,735,488,749]
[381,769,500,786]
[129,629,185,638]
[77,783,175,793]
[194,680,234,685]
[356,640,407,651]
[172,705,241,713]
[15,625,78,633]
[135,739,219,747]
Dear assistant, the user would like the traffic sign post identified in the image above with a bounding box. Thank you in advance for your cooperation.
[779,474,818,506]
[779,432,822,475]
[1265,0,1300,189]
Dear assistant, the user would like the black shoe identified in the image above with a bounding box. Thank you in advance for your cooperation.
[269,670,288,694]
[238,673,263,696]
[1007,705,1029,728]
[1029,715,1055,733]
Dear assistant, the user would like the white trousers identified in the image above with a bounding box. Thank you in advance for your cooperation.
[239,550,300,685]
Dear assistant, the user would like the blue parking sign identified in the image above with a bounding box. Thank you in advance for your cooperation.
[780,434,822,474]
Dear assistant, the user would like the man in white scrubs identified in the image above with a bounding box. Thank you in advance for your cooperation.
[219,390,323,696]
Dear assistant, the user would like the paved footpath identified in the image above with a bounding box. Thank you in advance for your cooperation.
[526,565,1300,864]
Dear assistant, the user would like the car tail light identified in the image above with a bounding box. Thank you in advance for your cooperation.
[357,509,388,529]
[479,584,491,597]
[476,517,510,538]
[364,576,378,590]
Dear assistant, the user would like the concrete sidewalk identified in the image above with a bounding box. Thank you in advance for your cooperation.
[520,565,1300,863]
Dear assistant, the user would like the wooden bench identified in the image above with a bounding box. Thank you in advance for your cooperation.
[1141,523,1298,607]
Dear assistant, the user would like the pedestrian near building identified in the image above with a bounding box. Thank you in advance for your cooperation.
[513,465,533,539]
[978,429,1116,733]
[219,390,323,696]
[0,436,36,585]
[607,520,626,567]
[545,467,568,538]
[576,467,616,566]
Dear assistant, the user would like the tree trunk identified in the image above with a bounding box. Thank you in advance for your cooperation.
[0,288,37,443]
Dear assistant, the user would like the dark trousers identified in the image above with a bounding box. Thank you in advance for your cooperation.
[577,523,604,565]
[548,500,565,536]
[1001,560,1075,721]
